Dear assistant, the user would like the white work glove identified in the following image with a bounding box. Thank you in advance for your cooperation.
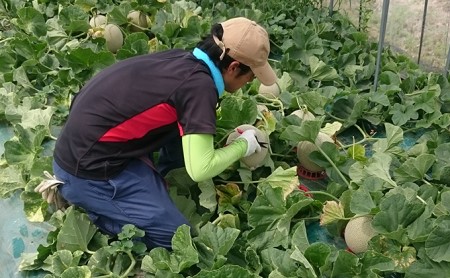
[35,171,66,209]
[236,129,262,157]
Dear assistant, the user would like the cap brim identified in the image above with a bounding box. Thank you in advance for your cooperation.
[252,62,277,86]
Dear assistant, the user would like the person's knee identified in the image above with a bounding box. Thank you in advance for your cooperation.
[142,218,191,250]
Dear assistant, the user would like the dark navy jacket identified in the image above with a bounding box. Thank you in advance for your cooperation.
[54,49,218,180]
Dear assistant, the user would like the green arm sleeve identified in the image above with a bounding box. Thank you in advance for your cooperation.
[182,133,247,182]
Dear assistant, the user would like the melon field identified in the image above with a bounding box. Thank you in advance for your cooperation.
[1,0,450,277]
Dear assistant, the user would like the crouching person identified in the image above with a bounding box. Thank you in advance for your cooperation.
[48,17,277,249]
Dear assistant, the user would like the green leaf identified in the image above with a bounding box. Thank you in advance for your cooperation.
[405,253,450,277]
[279,118,322,143]
[298,90,329,115]
[6,96,46,124]
[349,153,397,188]
[12,35,47,60]
[260,248,298,276]
[247,185,313,249]
[261,166,298,199]
[118,224,145,240]
[372,194,426,239]
[192,264,259,278]
[389,103,419,126]
[245,185,289,228]
[372,123,404,153]
[58,5,90,33]
[304,242,333,270]
[440,191,450,213]
[21,190,46,222]
[169,189,202,232]
[0,50,16,72]
[16,7,47,37]
[347,144,367,162]
[87,246,113,276]
[21,107,55,130]
[350,189,376,215]
[379,71,401,86]
[368,90,391,106]
[432,145,450,184]
[244,246,262,274]
[216,183,242,206]
[359,250,395,277]
[116,32,151,59]
[52,250,84,276]
[331,94,369,127]
[309,56,339,81]
[330,250,360,278]
[193,222,240,270]
[0,164,26,197]
[198,180,217,212]
[289,27,324,64]
[60,265,91,278]
[413,85,440,113]
[148,225,198,273]
[386,245,417,272]
[394,154,436,183]
[291,221,310,253]
[291,247,317,277]
[425,216,450,262]
[64,47,116,74]
[164,167,196,195]
[277,71,294,92]
[56,207,98,253]
[4,125,47,169]
[216,97,257,129]
[13,66,33,88]
[45,18,70,50]
[320,200,345,225]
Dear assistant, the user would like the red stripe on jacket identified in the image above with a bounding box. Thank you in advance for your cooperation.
[99,103,177,142]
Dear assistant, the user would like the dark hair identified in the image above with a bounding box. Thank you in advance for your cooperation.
[196,23,252,77]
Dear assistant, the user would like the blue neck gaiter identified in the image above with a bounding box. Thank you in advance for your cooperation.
[192,48,225,97]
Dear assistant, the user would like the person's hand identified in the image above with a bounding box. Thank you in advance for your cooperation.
[35,171,67,209]
[236,129,262,157]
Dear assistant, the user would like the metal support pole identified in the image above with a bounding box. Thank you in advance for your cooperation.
[418,0,429,65]
[359,0,363,31]
[373,0,390,92]
[445,45,450,77]
[329,0,334,16]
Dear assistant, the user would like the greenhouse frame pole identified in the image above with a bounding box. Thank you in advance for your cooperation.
[373,0,390,92]
[329,0,334,16]
[358,0,363,31]
[417,0,429,65]
[445,45,450,77]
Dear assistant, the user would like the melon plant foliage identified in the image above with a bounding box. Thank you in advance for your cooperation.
[1,0,450,277]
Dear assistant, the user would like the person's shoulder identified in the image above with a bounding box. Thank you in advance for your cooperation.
[152,48,191,58]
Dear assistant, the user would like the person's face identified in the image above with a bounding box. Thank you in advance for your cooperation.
[222,61,255,93]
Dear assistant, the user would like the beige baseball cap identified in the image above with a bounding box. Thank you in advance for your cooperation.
[218,17,277,86]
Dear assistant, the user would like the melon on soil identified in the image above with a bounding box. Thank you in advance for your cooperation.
[103,24,123,53]
[296,132,333,172]
[127,10,149,32]
[226,124,269,169]
[89,14,107,27]
[258,82,280,99]
[344,216,378,253]
[257,104,269,114]
[291,106,315,121]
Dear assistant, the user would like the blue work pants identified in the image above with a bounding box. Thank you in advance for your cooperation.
[53,157,190,250]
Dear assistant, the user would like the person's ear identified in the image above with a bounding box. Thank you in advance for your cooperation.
[227,61,241,74]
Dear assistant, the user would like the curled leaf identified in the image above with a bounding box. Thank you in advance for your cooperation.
[216,183,242,205]
[320,121,342,137]
[320,201,345,226]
